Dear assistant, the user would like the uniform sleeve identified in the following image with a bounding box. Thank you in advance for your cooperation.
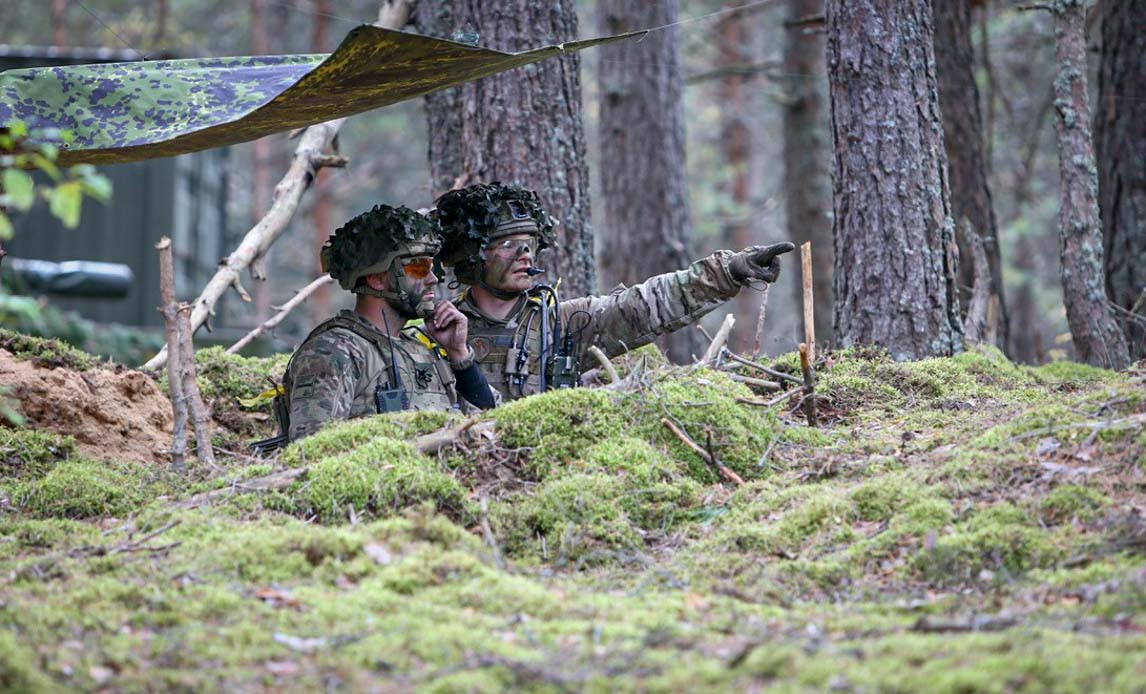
[560,251,742,360]
[286,332,365,441]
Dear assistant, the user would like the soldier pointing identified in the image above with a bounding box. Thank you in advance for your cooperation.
[433,182,795,401]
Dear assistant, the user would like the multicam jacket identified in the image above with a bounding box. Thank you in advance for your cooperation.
[283,310,458,440]
[457,251,742,401]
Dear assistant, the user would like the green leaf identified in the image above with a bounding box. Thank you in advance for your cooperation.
[0,211,12,240]
[2,168,35,211]
[5,121,28,138]
[48,181,82,228]
[28,153,61,181]
[79,172,112,203]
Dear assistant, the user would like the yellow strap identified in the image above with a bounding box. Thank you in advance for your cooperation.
[238,384,283,409]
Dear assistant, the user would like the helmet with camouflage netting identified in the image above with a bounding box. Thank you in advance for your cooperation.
[433,182,556,284]
[320,204,442,292]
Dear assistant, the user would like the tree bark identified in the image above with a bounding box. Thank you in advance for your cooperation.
[415,1,596,297]
[596,0,700,363]
[932,0,1009,351]
[1097,0,1146,360]
[51,0,68,47]
[783,0,833,349]
[826,0,963,359]
[716,11,756,354]
[1050,0,1130,370]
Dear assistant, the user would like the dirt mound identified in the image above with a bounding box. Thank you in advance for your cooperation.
[2,349,172,464]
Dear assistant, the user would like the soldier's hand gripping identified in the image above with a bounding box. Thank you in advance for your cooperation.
[424,301,470,362]
[728,242,797,285]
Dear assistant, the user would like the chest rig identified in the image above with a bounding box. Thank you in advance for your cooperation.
[459,286,581,400]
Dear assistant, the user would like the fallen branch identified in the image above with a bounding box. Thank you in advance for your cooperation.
[478,496,508,572]
[660,417,745,486]
[156,237,188,472]
[726,373,781,392]
[766,386,806,408]
[586,345,619,385]
[700,313,735,366]
[798,342,818,427]
[911,615,1018,634]
[227,275,335,354]
[177,303,215,465]
[721,350,804,386]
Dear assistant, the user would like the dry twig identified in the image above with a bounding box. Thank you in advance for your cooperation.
[660,417,745,486]
[798,342,818,427]
[700,313,736,366]
[176,303,215,465]
[586,345,619,384]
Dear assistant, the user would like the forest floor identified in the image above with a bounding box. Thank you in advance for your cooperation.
[1,329,1145,692]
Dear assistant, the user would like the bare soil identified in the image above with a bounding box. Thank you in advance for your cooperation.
[1,348,172,463]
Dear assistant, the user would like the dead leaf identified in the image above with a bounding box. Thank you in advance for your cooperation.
[255,588,303,610]
[266,660,300,676]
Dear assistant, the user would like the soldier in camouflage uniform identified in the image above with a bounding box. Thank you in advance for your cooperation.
[283,204,495,441]
[434,183,795,401]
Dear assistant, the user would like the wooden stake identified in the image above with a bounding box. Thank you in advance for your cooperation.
[176,302,215,465]
[751,283,772,358]
[701,313,736,366]
[227,274,335,354]
[586,345,619,384]
[798,342,818,427]
[801,241,815,364]
[156,237,187,471]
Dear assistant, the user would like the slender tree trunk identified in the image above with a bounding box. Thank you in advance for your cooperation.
[250,0,274,322]
[596,0,699,363]
[1097,0,1146,360]
[153,0,169,47]
[1050,0,1130,369]
[827,0,963,359]
[783,0,832,349]
[415,2,595,297]
[715,12,758,353]
[933,0,1009,351]
[51,0,68,47]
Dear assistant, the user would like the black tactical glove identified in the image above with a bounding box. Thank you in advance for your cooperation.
[728,242,796,285]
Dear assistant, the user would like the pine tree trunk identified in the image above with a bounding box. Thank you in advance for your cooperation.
[783,0,833,348]
[1051,0,1130,370]
[932,0,1009,350]
[1097,0,1146,360]
[827,0,963,359]
[415,2,595,297]
[51,0,67,47]
[596,0,700,363]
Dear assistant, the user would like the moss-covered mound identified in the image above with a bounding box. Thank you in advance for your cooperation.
[2,337,1145,691]
[0,327,102,370]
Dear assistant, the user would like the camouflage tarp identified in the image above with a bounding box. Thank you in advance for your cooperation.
[0,26,640,166]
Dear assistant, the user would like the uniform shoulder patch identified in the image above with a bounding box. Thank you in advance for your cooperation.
[471,336,492,361]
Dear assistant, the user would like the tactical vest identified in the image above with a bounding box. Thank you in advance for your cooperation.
[457,290,554,401]
[283,312,457,432]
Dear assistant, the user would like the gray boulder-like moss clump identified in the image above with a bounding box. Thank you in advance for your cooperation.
[11,458,161,519]
[0,328,101,371]
[279,409,456,468]
[0,428,75,481]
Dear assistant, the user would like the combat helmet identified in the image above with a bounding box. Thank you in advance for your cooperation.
[320,204,442,292]
[434,182,556,284]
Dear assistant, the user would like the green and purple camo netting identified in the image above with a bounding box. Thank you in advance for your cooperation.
[0,26,639,166]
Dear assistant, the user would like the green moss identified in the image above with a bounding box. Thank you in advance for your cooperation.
[849,475,929,522]
[493,388,625,479]
[192,347,291,408]
[0,427,75,480]
[1039,485,1109,524]
[633,369,779,483]
[494,473,642,562]
[0,629,55,691]
[913,503,1064,583]
[11,458,161,519]
[280,409,457,468]
[1030,359,1117,385]
[582,437,702,528]
[0,327,100,370]
[285,439,469,524]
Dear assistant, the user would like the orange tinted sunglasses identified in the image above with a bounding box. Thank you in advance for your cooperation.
[398,256,434,280]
